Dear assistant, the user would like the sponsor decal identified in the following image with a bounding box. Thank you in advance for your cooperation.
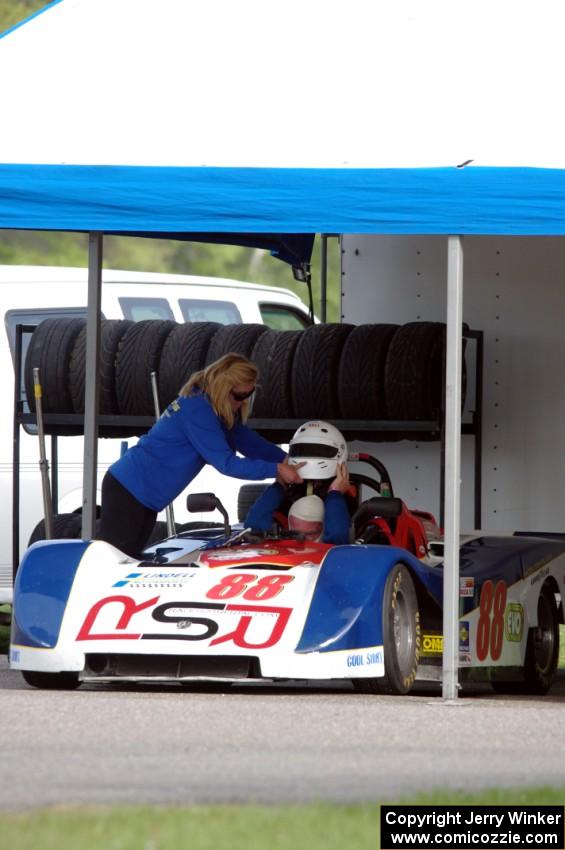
[346,650,383,668]
[505,602,524,642]
[459,653,472,664]
[198,540,329,569]
[204,548,279,562]
[459,621,470,652]
[421,634,443,656]
[525,556,553,578]
[112,571,197,589]
[76,594,292,649]
[459,576,474,597]
[345,649,384,669]
[530,566,550,586]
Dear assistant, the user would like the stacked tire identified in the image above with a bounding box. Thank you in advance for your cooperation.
[25,317,87,435]
[24,318,467,437]
[24,319,222,436]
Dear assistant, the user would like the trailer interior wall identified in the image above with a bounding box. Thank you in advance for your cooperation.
[341,235,565,533]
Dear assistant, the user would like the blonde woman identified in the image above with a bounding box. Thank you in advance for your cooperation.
[99,353,303,556]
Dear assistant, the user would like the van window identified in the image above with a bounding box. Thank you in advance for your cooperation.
[4,307,90,367]
[119,297,175,321]
[178,299,242,324]
[259,304,310,330]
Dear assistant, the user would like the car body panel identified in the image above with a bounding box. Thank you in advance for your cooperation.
[10,517,565,690]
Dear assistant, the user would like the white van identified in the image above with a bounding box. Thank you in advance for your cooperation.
[1,265,311,601]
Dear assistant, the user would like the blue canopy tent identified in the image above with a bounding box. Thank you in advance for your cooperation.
[3,0,565,699]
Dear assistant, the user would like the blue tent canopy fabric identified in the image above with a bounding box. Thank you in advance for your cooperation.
[1,163,565,237]
[0,163,316,266]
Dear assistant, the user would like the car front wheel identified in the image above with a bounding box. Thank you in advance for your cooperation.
[354,563,421,695]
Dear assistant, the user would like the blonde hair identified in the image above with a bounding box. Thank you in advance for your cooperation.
[180,352,259,428]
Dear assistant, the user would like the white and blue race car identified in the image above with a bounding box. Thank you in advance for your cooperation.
[9,455,564,695]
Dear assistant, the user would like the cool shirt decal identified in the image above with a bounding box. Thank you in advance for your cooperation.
[77,595,292,649]
[346,650,383,668]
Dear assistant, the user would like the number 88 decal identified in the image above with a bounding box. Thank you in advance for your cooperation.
[207,573,294,601]
[476,579,507,661]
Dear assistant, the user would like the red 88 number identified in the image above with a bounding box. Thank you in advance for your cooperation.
[207,573,294,601]
[476,579,507,661]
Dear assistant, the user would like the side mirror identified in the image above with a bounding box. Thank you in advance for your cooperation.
[187,493,219,513]
[186,492,230,538]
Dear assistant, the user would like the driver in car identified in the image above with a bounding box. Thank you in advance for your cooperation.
[245,420,352,544]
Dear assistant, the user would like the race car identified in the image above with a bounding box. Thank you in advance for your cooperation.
[9,453,564,695]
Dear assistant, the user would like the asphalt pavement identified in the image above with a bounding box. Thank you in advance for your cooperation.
[2,656,565,810]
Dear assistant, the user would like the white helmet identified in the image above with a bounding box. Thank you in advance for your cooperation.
[288,495,325,541]
[288,420,347,480]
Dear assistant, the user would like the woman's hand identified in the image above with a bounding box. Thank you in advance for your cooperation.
[329,462,350,493]
[277,460,305,485]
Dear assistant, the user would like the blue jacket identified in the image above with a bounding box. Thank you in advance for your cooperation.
[245,482,351,545]
[110,392,285,511]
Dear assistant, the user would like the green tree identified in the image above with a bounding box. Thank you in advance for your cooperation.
[0,0,50,33]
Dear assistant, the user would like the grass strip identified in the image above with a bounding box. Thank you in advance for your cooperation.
[1,788,565,850]
[0,604,10,654]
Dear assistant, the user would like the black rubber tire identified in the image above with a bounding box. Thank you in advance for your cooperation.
[24,317,86,434]
[384,322,446,421]
[291,323,355,419]
[28,512,85,546]
[251,329,302,418]
[205,323,270,365]
[354,563,420,695]
[69,319,133,416]
[492,583,559,696]
[158,321,221,409]
[338,323,399,419]
[115,320,177,415]
[237,483,271,522]
[248,329,278,417]
[22,670,81,690]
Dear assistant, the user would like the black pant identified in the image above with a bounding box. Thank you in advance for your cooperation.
[98,471,157,558]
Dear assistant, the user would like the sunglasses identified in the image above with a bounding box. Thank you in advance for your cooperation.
[231,387,256,402]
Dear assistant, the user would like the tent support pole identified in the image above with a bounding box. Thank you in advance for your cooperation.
[442,235,464,701]
[81,232,103,539]
[320,234,328,323]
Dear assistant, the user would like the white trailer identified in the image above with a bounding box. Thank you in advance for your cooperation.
[341,234,565,535]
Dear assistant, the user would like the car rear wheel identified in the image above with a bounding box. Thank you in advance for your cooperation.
[354,563,420,695]
[492,583,559,695]
[21,670,81,690]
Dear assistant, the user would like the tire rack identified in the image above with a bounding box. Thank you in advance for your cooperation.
[12,323,483,579]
